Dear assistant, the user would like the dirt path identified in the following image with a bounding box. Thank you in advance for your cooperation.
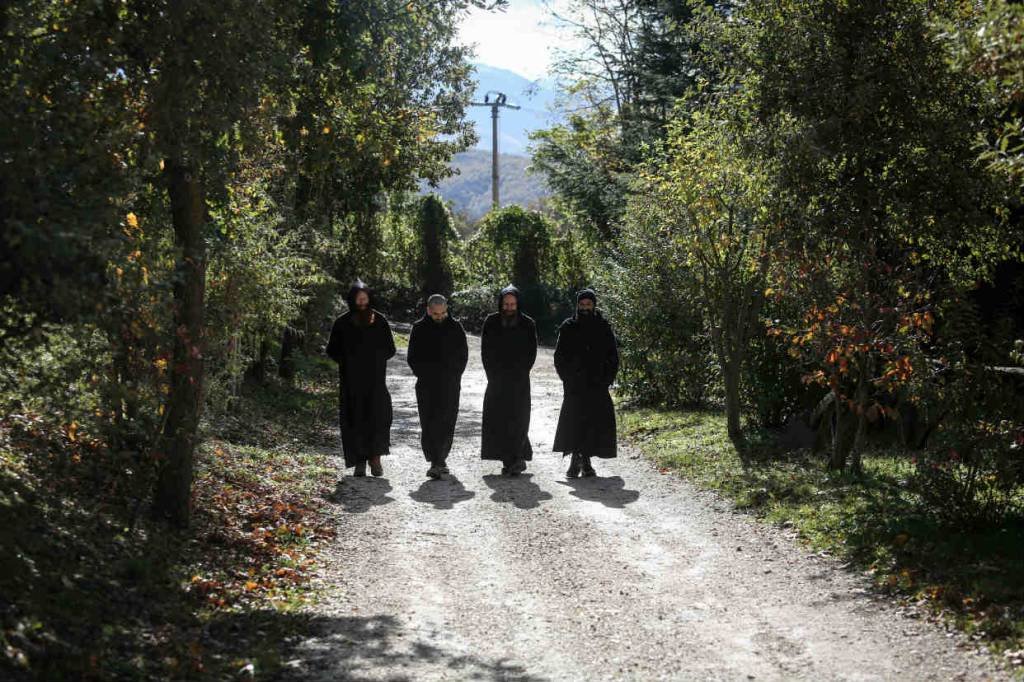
[286,337,1002,681]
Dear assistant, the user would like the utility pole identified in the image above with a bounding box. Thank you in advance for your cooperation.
[471,91,520,209]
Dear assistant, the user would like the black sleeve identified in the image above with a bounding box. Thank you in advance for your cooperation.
[553,323,571,382]
[604,325,620,387]
[523,319,538,372]
[453,322,469,376]
[481,316,496,379]
[326,317,344,364]
[381,316,396,360]
[407,323,423,377]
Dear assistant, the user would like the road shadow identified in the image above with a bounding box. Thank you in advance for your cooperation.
[409,475,477,510]
[482,473,553,510]
[556,475,640,508]
[203,610,548,682]
[326,477,395,513]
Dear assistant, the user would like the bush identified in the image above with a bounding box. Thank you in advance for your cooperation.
[466,206,554,289]
[450,285,496,335]
[910,363,1024,526]
[368,281,423,323]
[600,232,716,408]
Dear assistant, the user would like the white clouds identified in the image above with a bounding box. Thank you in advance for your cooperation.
[457,0,579,81]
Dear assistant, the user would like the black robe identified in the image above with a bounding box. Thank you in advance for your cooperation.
[407,315,468,464]
[480,311,537,463]
[326,309,396,467]
[553,311,619,458]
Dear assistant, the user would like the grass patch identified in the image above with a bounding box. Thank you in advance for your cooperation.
[1,353,341,680]
[621,407,1024,665]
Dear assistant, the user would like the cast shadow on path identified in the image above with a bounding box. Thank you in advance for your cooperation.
[556,475,640,508]
[207,610,548,682]
[326,477,395,513]
[409,475,477,510]
[482,473,553,510]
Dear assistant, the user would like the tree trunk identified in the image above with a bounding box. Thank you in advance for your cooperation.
[279,324,304,381]
[723,354,744,445]
[711,315,745,449]
[153,159,206,527]
[848,357,872,476]
[245,333,270,384]
[828,391,846,470]
[828,389,858,471]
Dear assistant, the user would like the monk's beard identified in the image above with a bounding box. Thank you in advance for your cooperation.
[354,308,373,326]
[500,312,519,328]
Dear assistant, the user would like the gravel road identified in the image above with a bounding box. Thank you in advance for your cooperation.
[285,336,1003,681]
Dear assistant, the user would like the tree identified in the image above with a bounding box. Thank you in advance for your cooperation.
[1,0,503,527]
[736,0,1010,472]
[627,112,776,444]
[416,194,456,297]
[468,206,555,289]
[531,0,728,242]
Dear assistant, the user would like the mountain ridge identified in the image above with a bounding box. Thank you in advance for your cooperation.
[423,149,549,225]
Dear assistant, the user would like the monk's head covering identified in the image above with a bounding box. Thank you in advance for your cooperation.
[576,289,597,305]
[346,280,371,309]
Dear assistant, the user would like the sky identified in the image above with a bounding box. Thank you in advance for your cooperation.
[457,0,578,81]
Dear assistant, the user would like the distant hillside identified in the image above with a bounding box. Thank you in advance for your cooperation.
[423,149,549,224]
[467,63,560,156]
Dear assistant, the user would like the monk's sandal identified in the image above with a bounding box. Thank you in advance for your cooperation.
[353,463,367,477]
[427,464,443,479]
[580,457,596,478]
[566,453,582,479]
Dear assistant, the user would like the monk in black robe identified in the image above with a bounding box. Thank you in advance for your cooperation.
[481,285,537,475]
[407,294,468,479]
[326,281,396,477]
[553,289,619,478]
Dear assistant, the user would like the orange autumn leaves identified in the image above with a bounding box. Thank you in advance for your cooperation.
[771,296,937,407]
[186,463,333,611]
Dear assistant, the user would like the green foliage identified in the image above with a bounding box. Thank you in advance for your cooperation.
[1,0,499,529]
[742,320,817,428]
[600,230,715,408]
[531,0,721,241]
[447,285,494,334]
[902,302,1024,525]
[204,180,324,407]
[0,303,114,432]
[461,205,582,341]
[588,0,1019,464]
[467,205,555,288]
[530,112,631,241]
[949,1,1024,193]
[415,193,457,297]
[626,110,777,438]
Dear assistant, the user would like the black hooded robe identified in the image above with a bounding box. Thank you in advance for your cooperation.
[326,286,396,468]
[480,287,538,464]
[552,310,619,459]
[407,314,469,464]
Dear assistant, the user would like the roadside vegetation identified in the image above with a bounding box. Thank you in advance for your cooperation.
[621,409,1024,665]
